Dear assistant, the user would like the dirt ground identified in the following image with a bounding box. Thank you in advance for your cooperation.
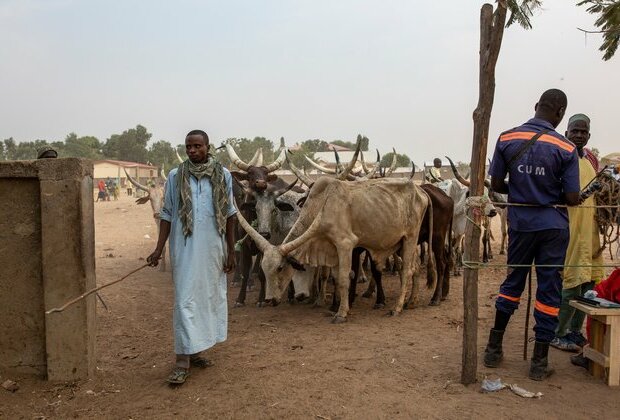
[1,194,619,419]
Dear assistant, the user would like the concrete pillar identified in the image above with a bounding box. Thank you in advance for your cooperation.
[0,159,96,381]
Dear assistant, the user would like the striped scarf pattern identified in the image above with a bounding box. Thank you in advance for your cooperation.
[177,156,229,238]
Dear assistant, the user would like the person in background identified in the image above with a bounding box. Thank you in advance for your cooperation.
[428,158,444,183]
[551,114,605,352]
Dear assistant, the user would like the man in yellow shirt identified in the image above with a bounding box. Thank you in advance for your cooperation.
[551,114,605,351]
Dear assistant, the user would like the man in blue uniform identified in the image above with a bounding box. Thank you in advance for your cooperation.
[484,89,580,381]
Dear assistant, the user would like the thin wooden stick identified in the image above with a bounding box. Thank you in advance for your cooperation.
[523,267,532,361]
[46,264,150,314]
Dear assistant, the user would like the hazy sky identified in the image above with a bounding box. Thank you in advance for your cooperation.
[1,0,618,162]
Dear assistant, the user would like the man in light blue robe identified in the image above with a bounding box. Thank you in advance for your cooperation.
[147,129,236,385]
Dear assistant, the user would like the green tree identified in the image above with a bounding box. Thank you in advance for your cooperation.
[284,139,330,169]
[3,138,17,160]
[10,140,52,160]
[380,152,411,168]
[103,125,151,163]
[330,135,369,151]
[589,146,601,158]
[148,140,178,173]
[578,0,620,60]
[62,133,103,159]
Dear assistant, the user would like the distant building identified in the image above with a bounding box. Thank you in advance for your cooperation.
[93,160,159,188]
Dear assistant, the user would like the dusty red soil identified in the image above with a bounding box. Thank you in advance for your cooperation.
[1,195,619,419]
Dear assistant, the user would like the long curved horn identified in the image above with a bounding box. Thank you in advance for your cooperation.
[176,149,185,164]
[360,149,381,174]
[264,148,286,173]
[159,165,167,182]
[226,144,251,171]
[275,177,298,197]
[359,150,381,180]
[337,138,362,180]
[247,148,263,167]
[429,169,442,183]
[285,151,314,187]
[445,156,470,187]
[360,151,370,174]
[278,212,323,256]
[385,148,398,177]
[124,168,149,192]
[234,199,272,252]
[409,162,416,180]
[304,155,337,174]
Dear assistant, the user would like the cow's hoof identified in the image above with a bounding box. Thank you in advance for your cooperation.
[234,301,245,308]
[358,277,368,284]
[429,300,440,306]
[362,291,373,298]
[388,310,400,317]
[331,315,347,324]
[256,301,268,308]
[312,301,324,308]
[373,303,385,310]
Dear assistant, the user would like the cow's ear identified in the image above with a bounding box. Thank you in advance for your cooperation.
[286,256,305,271]
[275,201,294,212]
[231,171,248,182]
[240,201,256,211]
[266,174,278,182]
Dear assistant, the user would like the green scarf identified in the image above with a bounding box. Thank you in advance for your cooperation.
[177,155,229,237]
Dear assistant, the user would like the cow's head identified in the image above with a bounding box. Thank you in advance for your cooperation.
[124,169,164,219]
[445,156,503,217]
[235,200,321,305]
[239,178,298,240]
[227,144,286,192]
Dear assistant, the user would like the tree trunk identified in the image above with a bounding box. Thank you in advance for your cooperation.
[461,2,507,385]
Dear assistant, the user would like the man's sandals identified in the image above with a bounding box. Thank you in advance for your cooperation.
[166,357,214,385]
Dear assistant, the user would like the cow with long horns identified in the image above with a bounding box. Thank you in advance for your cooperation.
[235,175,434,323]
[225,143,300,306]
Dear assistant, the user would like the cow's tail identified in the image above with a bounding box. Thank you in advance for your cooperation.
[425,193,437,290]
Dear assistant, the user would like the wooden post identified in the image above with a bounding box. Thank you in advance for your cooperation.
[461,2,508,385]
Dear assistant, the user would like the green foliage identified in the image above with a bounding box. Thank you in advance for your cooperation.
[284,139,330,169]
[331,135,369,151]
[380,152,411,168]
[578,0,620,60]
[505,0,543,29]
[2,138,17,160]
[148,140,179,174]
[103,125,151,163]
[62,133,103,159]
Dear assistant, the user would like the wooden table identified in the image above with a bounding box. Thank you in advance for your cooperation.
[569,300,620,386]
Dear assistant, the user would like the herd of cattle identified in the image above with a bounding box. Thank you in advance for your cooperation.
[124,137,508,323]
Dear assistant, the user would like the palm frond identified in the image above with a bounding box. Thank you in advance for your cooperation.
[504,0,543,29]
[578,0,620,60]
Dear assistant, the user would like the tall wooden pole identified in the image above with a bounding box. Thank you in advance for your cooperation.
[461,2,507,385]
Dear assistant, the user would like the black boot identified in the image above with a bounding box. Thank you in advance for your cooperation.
[529,341,555,381]
[483,329,504,368]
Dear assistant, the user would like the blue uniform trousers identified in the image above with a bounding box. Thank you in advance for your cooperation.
[495,228,569,342]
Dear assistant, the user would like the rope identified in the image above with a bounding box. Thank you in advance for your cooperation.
[462,261,619,270]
